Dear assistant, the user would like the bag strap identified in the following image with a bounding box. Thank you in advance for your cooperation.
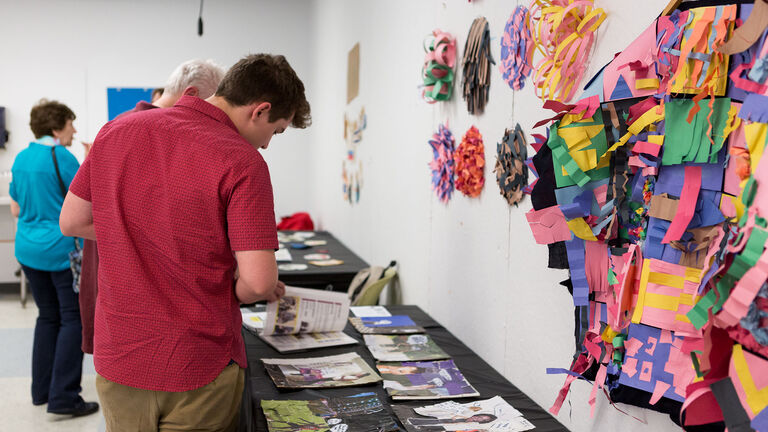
[51,146,67,197]
[51,147,79,248]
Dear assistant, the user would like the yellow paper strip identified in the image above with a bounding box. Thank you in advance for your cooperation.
[636,78,660,89]
[567,218,597,241]
[632,259,652,324]
[644,292,680,311]
[732,344,768,415]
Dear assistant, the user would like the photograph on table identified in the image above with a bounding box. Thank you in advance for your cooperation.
[349,315,425,335]
[261,392,399,432]
[262,352,381,389]
[376,359,479,400]
[391,395,534,432]
[364,334,450,362]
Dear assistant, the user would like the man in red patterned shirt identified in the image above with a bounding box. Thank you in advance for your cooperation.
[60,54,310,431]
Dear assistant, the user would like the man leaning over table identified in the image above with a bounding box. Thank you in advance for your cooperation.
[59,53,311,432]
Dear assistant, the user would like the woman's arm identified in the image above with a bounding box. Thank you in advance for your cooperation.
[9,199,19,218]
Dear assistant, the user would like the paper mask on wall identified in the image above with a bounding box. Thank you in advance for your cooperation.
[494,124,529,206]
[422,30,456,103]
[462,17,494,115]
[454,126,485,198]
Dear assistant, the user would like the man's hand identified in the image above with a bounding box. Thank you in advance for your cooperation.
[264,281,286,303]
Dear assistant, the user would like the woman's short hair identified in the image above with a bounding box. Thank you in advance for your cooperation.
[164,59,225,99]
[216,54,311,129]
[29,99,75,139]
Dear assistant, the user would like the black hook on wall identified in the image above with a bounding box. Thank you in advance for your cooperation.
[197,0,204,36]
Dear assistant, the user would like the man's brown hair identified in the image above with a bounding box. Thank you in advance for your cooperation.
[29,99,76,139]
[216,54,311,129]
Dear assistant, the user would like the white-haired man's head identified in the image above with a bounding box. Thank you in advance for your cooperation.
[154,59,224,107]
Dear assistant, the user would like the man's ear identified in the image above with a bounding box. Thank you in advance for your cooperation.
[252,102,272,120]
[183,86,199,97]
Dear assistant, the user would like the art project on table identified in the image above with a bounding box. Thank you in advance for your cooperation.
[364,334,449,362]
[391,396,535,432]
[377,359,479,400]
[522,1,768,429]
[262,352,381,389]
[261,393,399,432]
[350,315,425,335]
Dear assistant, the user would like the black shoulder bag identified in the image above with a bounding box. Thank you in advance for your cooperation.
[52,147,82,293]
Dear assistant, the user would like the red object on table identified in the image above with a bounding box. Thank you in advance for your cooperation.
[277,212,314,230]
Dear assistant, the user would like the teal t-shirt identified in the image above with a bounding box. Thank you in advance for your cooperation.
[10,137,81,271]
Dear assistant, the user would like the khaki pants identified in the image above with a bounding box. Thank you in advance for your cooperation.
[96,364,245,432]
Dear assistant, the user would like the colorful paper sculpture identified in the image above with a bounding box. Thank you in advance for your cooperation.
[524,2,768,427]
[454,126,485,198]
[422,30,456,103]
[527,0,607,103]
[462,17,494,115]
[494,124,529,206]
[500,6,534,91]
[428,123,456,203]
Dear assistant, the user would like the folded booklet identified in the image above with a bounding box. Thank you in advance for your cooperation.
[377,359,479,400]
[256,286,357,353]
[391,396,535,432]
[350,315,425,335]
[262,352,381,389]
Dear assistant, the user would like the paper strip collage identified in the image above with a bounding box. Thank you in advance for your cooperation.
[520,2,768,429]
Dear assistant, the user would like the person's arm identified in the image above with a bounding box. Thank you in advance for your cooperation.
[9,199,19,218]
[234,249,285,304]
[59,191,96,240]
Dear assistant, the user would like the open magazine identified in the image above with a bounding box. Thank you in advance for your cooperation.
[258,286,357,353]
[377,360,479,400]
[262,352,381,389]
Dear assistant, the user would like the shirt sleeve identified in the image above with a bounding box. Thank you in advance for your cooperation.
[69,153,91,202]
[227,158,278,251]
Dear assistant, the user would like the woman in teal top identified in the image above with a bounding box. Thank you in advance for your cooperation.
[9,99,98,417]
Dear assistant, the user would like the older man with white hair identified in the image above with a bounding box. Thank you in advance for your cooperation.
[78,58,226,356]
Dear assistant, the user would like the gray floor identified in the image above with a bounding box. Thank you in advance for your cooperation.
[0,288,104,431]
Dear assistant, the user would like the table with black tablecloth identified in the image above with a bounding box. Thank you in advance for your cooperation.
[278,230,369,292]
[239,305,567,432]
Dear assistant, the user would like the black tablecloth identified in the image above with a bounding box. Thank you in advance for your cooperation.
[240,305,567,431]
[279,231,369,292]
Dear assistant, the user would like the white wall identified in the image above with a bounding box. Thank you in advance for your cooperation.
[307,1,683,431]
[0,0,315,282]
[0,0,314,218]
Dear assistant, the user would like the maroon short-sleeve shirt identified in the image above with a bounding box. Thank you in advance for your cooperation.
[69,96,278,391]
